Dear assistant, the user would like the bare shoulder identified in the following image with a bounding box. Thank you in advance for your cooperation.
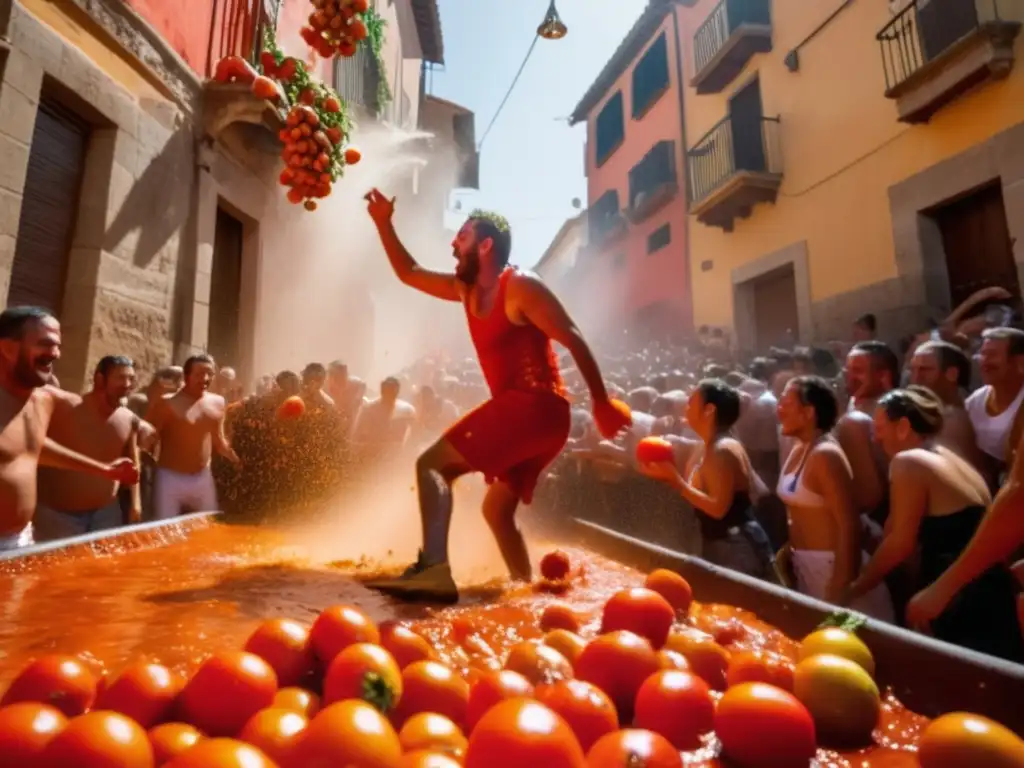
[810,439,853,474]
[204,392,227,413]
[835,410,872,439]
[38,385,79,415]
[889,450,928,478]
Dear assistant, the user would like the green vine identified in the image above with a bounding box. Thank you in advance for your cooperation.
[363,7,392,113]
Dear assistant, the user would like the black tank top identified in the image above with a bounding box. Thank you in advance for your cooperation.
[698,491,754,540]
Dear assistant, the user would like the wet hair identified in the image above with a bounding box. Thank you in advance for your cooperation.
[695,378,742,430]
[468,209,512,267]
[748,357,772,383]
[850,340,899,386]
[276,370,300,387]
[95,355,134,378]
[916,340,970,389]
[787,375,839,432]
[381,376,400,391]
[982,326,1024,356]
[0,306,54,340]
[854,313,877,333]
[878,386,944,436]
[183,354,215,376]
[810,347,839,378]
[302,362,326,379]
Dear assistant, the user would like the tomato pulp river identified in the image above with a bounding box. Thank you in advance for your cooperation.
[0,517,926,767]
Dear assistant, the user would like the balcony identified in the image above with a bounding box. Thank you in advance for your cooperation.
[687,114,782,231]
[626,140,678,223]
[877,0,1021,124]
[333,43,383,116]
[691,0,772,95]
[589,190,627,245]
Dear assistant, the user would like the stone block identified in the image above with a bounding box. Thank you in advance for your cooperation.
[104,162,137,226]
[1,48,42,101]
[112,130,139,176]
[0,84,38,145]
[56,44,102,106]
[136,113,170,157]
[9,7,63,77]
[189,300,209,348]
[0,131,29,194]
[194,268,211,305]
[0,233,15,304]
[92,81,138,135]
[0,187,23,238]
[96,250,171,309]
[62,246,103,289]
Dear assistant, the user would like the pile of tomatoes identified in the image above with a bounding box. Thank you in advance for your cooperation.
[277,101,361,211]
[300,0,370,59]
[2,558,1024,767]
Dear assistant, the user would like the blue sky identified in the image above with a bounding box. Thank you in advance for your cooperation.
[429,0,649,267]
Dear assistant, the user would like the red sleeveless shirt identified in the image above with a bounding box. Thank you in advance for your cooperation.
[465,268,565,397]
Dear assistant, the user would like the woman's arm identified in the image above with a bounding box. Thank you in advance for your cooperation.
[812,447,861,601]
[668,444,738,520]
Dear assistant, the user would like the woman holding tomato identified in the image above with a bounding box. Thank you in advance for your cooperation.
[848,386,1023,661]
[637,379,775,580]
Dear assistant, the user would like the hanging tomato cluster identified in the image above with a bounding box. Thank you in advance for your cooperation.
[301,0,370,59]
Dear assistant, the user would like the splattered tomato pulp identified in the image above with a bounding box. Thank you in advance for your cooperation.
[0,519,1016,766]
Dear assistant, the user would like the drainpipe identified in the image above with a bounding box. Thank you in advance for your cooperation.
[669,2,694,333]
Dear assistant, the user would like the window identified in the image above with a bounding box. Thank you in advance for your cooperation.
[632,33,669,119]
[588,189,622,243]
[647,224,671,254]
[628,140,676,211]
[594,92,624,167]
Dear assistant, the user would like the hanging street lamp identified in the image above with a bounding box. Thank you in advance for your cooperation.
[537,0,568,40]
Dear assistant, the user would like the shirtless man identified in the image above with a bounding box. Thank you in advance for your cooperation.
[0,308,140,550]
[363,190,630,601]
[212,366,242,405]
[145,354,239,520]
[351,376,416,456]
[301,363,336,411]
[126,366,183,419]
[36,355,157,541]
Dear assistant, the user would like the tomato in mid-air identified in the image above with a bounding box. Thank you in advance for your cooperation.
[540,550,572,581]
[238,707,307,765]
[392,660,470,732]
[243,618,316,687]
[378,622,437,669]
[323,642,402,712]
[163,738,277,767]
[633,670,714,750]
[600,588,675,649]
[635,436,675,465]
[42,710,154,767]
[465,669,534,733]
[398,712,467,759]
[293,699,403,767]
[463,698,586,768]
[309,605,381,665]
[534,679,618,753]
[504,640,574,686]
[276,395,306,420]
[175,652,277,737]
[917,712,1024,768]
[585,729,683,768]
[539,603,581,633]
[95,662,184,729]
[643,570,693,615]
[575,631,660,722]
[147,723,202,764]
[0,701,67,765]
[272,686,321,717]
[714,683,817,768]
[1,655,99,717]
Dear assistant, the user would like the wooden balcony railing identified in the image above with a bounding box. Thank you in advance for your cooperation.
[688,113,781,205]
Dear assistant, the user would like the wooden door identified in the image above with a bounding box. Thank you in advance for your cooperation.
[729,78,765,173]
[208,208,244,367]
[753,266,798,351]
[937,183,1019,308]
[8,98,89,312]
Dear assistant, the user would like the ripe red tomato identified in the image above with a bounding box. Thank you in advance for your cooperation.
[398,712,467,759]
[309,605,380,665]
[344,147,363,165]
[534,679,618,753]
[1,655,99,717]
[585,729,682,768]
[633,670,714,750]
[391,661,469,732]
[575,631,660,722]
[542,630,587,670]
[540,604,581,633]
[323,642,402,712]
[147,723,202,764]
[272,686,321,718]
[163,737,277,767]
[244,618,315,687]
[540,550,572,581]
[0,701,67,765]
[715,683,817,767]
[726,650,795,692]
[657,650,690,671]
[643,570,693,615]
[176,652,277,736]
[635,436,674,465]
[663,632,731,691]
[464,698,585,768]
[600,588,675,650]
[466,669,534,733]
[402,751,461,768]
[293,699,403,767]
[95,662,183,729]
[276,395,306,420]
[504,640,574,687]
[42,710,154,767]
[238,707,307,765]
[379,622,437,669]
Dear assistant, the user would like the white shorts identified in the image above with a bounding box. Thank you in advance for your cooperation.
[792,548,895,623]
[0,523,34,552]
[153,467,219,520]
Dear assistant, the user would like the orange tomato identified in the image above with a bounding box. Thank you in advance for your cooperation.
[238,708,307,766]
[294,700,403,767]
[344,147,362,165]
[1,655,99,717]
[163,738,276,767]
[657,650,690,671]
[534,679,618,753]
[276,395,306,420]
[272,687,321,718]
[95,662,184,729]
[465,669,534,733]
[917,712,1024,768]
[402,751,462,768]
[42,710,153,767]
[643,570,693,615]
[379,622,437,669]
[663,632,731,691]
[504,640,574,686]
[176,652,277,737]
[540,550,572,581]
[542,630,587,670]
[398,713,467,759]
[323,643,402,712]
[635,436,675,465]
[309,605,380,665]
[714,683,817,768]
[244,619,316,688]
[633,670,714,750]
[464,698,585,768]
[600,588,675,650]
[392,661,469,732]
[0,701,67,765]
[726,650,795,692]
[585,728,682,768]
[540,604,581,633]
[251,75,279,101]
[575,631,660,722]
[147,723,202,764]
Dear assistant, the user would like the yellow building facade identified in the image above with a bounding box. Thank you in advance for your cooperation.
[678,0,1024,350]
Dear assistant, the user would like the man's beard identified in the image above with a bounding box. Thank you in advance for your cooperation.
[14,351,52,389]
[455,248,480,285]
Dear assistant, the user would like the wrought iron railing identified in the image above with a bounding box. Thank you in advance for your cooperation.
[333,43,380,112]
[876,0,1012,91]
[687,114,781,205]
[692,0,771,76]
[207,0,272,75]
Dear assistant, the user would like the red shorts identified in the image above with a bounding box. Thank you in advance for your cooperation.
[444,389,571,504]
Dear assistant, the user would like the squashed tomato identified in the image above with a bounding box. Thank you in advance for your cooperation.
[534,679,618,753]
[600,588,675,649]
[42,710,153,767]
[575,631,659,722]
[466,669,534,733]
[633,670,714,750]
[95,662,184,729]
[0,701,67,765]
[715,683,817,768]
[176,652,277,737]
[243,618,315,687]
[1,655,99,717]
[464,698,585,768]
[585,728,682,768]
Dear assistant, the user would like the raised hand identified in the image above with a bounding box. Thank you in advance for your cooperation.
[364,188,395,226]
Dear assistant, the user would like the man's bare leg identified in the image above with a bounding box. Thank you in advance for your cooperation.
[482,481,531,582]
[416,438,471,566]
